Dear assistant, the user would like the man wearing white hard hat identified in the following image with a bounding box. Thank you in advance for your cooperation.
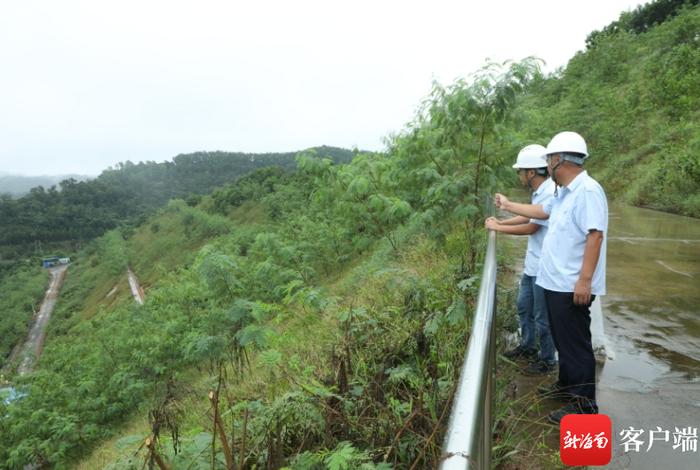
[485,144,557,376]
[494,131,608,424]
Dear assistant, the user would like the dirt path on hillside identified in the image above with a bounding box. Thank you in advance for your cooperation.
[127,267,145,305]
[12,265,68,376]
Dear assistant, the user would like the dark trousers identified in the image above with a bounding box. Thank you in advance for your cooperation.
[544,290,597,404]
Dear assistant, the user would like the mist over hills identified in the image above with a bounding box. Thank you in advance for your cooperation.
[0,173,92,197]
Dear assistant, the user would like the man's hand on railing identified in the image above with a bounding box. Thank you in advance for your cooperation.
[485,217,500,231]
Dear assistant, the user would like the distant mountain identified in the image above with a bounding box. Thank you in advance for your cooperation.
[0,145,359,248]
[0,174,92,197]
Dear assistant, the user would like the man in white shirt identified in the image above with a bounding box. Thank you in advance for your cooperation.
[485,144,557,376]
[494,131,608,424]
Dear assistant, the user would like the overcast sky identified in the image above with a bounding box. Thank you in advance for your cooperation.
[0,0,646,176]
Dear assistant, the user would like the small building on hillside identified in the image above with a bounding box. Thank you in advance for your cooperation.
[41,256,59,268]
[41,256,70,268]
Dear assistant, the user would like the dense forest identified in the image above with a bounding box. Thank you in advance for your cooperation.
[0,1,698,468]
[0,146,354,260]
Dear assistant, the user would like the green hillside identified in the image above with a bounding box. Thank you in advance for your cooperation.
[516,0,700,216]
[0,146,355,263]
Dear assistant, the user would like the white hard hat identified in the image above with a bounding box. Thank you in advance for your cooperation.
[512,144,547,169]
[545,131,589,158]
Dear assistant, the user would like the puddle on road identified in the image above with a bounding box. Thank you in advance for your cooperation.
[602,205,700,381]
[598,206,700,469]
[599,341,669,392]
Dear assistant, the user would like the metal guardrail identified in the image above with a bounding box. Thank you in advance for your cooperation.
[440,229,498,469]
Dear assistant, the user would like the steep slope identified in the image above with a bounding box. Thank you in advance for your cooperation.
[516,2,700,216]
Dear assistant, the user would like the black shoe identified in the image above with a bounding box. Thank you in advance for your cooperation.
[503,345,537,361]
[548,398,599,425]
[537,381,574,401]
[522,360,557,377]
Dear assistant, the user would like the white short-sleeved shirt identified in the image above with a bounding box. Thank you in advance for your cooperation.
[523,178,554,277]
[536,171,608,295]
